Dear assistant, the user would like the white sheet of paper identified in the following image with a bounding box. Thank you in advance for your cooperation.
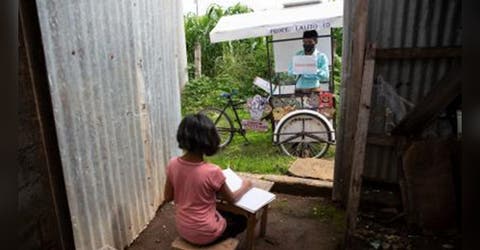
[235,187,276,213]
[253,76,295,95]
[222,168,243,192]
[274,85,296,95]
[293,55,317,75]
[253,77,272,93]
[222,168,276,213]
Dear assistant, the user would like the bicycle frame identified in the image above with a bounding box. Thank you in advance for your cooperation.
[217,95,249,139]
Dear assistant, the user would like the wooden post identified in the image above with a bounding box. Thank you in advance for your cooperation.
[246,215,257,250]
[333,0,369,204]
[19,1,75,248]
[395,137,413,227]
[194,41,202,78]
[344,44,376,247]
[260,205,269,237]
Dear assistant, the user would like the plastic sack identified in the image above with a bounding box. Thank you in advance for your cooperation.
[375,76,414,127]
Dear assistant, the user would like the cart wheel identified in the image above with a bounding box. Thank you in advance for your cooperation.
[199,107,234,148]
[276,112,331,158]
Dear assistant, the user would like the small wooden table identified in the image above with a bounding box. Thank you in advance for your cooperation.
[216,177,274,250]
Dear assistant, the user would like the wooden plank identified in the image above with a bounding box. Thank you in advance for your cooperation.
[244,177,274,191]
[333,0,370,203]
[395,138,413,227]
[246,215,257,250]
[19,1,75,249]
[260,205,269,237]
[392,62,461,135]
[344,44,376,246]
[194,41,202,78]
[375,47,462,60]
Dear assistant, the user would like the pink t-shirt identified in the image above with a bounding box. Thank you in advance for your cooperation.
[167,157,227,245]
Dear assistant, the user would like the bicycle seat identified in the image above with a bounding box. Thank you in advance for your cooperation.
[220,90,238,99]
[220,92,232,98]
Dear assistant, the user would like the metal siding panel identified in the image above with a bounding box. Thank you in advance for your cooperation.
[340,0,461,184]
[35,0,184,249]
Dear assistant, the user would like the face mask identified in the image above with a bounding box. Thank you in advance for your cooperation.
[303,44,315,53]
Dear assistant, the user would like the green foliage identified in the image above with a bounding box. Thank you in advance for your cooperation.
[183,4,269,114]
[331,28,343,56]
[332,28,343,122]
[205,112,295,174]
[181,75,250,115]
[181,5,342,170]
[312,202,346,233]
[184,4,262,79]
[333,52,342,110]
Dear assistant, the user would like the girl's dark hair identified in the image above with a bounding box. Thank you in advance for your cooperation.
[176,113,220,156]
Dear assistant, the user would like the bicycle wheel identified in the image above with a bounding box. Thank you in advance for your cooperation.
[199,107,234,148]
[276,112,331,158]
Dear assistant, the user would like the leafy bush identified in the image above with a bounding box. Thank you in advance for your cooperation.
[182,4,269,114]
[181,76,226,114]
[184,4,257,79]
[182,5,343,118]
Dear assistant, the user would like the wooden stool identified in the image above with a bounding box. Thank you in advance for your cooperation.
[171,237,239,250]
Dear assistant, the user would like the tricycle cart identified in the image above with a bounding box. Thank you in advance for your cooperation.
[207,0,343,158]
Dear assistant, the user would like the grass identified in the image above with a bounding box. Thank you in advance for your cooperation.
[206,129,296,174]
[191,103,336,175]
[312,202,346,233]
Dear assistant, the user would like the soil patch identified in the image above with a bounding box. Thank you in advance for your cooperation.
[127,193,344,250]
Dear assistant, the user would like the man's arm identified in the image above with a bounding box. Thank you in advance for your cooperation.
[288,55,295,76]
[316,53,329,81]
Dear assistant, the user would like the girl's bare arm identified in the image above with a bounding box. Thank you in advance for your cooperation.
[218,179,253,204]
[163,178,174,204]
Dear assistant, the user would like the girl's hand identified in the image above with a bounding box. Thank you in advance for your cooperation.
[243,179,253,190]
[219,179,254,204]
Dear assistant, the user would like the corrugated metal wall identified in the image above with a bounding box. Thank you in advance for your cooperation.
[35,0,184,249]
[364,0,461,183]
[338,0,461,184]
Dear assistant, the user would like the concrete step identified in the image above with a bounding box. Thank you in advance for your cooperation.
[287,158,334,181]
[238,172,333,197]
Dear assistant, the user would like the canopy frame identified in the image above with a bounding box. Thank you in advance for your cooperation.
[209,1,343,43]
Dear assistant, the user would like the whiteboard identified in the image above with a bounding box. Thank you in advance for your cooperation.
[272,29,332,73]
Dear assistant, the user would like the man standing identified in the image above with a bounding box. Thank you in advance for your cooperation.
[288,30,329,93]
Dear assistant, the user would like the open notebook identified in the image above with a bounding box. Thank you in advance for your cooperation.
[222,168,276,213]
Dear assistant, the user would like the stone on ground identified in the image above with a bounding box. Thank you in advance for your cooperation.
[288,158,334,181]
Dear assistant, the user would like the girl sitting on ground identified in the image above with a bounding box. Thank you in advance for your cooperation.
[163,113,253,245]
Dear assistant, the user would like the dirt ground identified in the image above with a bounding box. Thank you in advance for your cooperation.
[127,193,344,250]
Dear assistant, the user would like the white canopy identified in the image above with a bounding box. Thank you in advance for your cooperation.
[209,0,343,43]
